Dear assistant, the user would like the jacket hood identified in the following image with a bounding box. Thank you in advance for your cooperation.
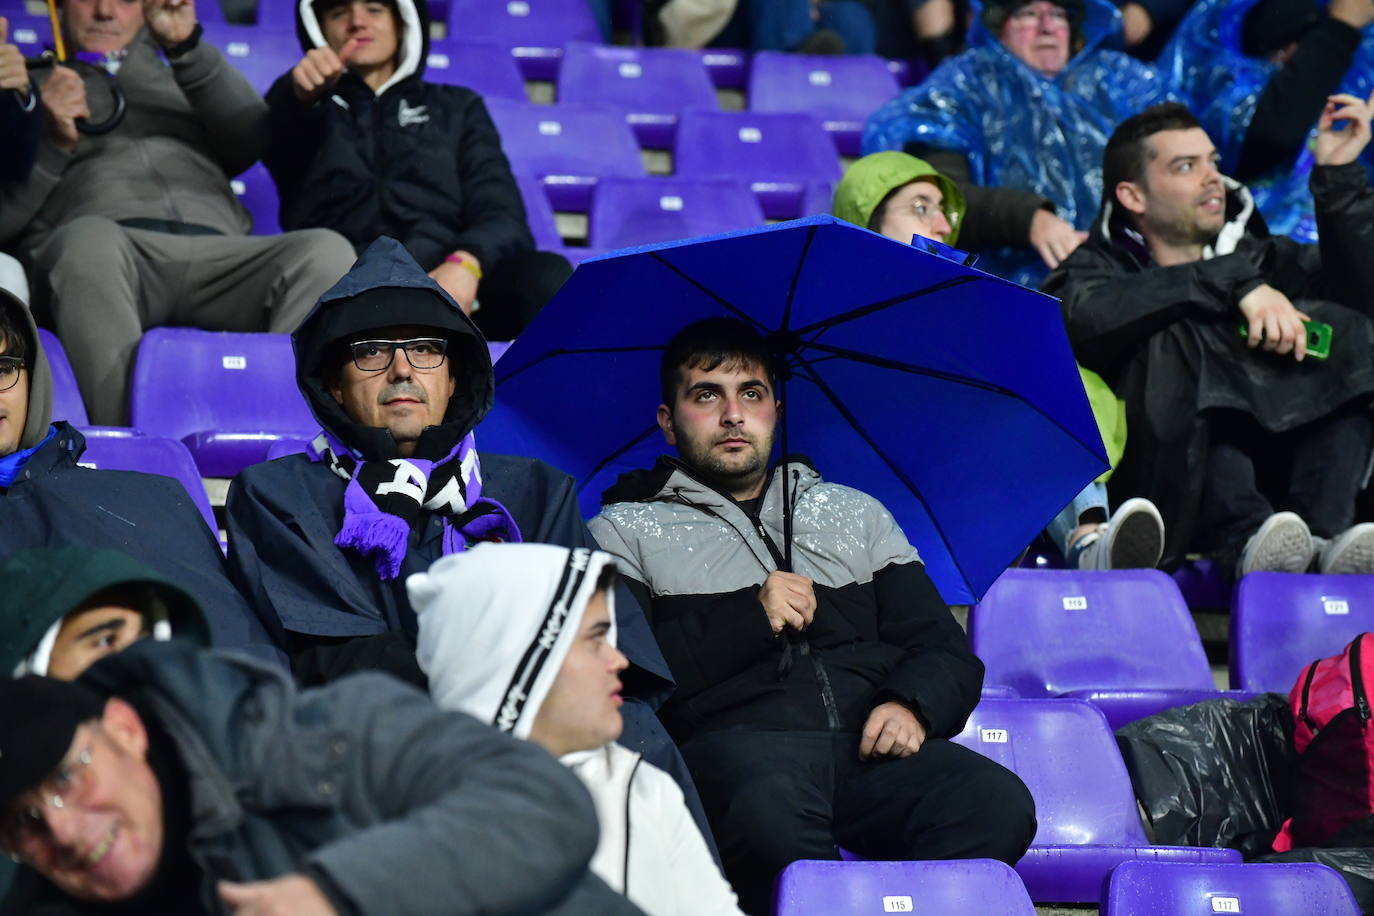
[968,0,1123,72]
[832,151,966,246]
[0,548,211,678]
[1093,173,1266,262]
[292,236,493,460]
[1,290,52,451]
[411,543,618,741]
[294,0,430,95]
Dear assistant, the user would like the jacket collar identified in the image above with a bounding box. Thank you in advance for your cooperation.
[3,422,83,488]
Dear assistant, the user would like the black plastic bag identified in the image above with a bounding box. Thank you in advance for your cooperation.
[1257,847,1374,913]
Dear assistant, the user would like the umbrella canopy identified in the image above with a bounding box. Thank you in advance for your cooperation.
[478,215,1106,605]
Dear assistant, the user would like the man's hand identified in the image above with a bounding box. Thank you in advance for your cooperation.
[1029,209,1088,269]
[0,18,30,96]
[40,65,88,153]
[427,250,481,314]
[758,570,816,635]
[1314,90,1374,168]
[859,700,926,760]
[292,40,359,105]
[1329,0,1374,31]
[143,0,197,46]
[1238,283,1310,360]
[1120,2,1153,47]
[218,875,338,915]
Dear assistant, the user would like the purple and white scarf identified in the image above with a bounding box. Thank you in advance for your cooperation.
[308,430,522,580]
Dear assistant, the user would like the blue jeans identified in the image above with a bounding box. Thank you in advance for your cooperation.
[1047,480,1108,555]
[712,0,877,53]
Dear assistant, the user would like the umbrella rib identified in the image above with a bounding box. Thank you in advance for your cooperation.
[648,254,769,332]
[791,275,980,340]
[788,354,974,592]
[581,422,663,491]
[780,226,816,333]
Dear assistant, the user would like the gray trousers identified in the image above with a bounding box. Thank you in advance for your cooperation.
[32,216,357,425]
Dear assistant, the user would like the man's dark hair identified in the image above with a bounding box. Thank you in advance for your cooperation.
[1102,102,1204,197]
[594,562,619,596]
[0,305,29,367]
[659,318,778,408]
[314,0,401,24]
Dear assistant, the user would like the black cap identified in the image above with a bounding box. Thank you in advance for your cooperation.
[0,677,106,812]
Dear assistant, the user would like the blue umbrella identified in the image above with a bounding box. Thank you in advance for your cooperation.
[478,215,1106,605]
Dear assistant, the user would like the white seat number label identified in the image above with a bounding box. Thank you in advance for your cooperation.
[507,1,529,15]
[1211,896,1241,913]
[738,127,762,143]
[428,53,450,68]
[618,62,642,78]
[1323,598,1350,615]
[980,728,1009,744]
[230,180,246,195]
[659,195,684,211]
[1062,595,1088,610]
[228,41,250,56]
[15,29,37,43]
[808,70,832,86]
[222,356,247,370]
[538,121,562,136]
[882,896,913,912]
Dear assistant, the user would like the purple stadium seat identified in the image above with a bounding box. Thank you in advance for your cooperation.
[588,176,764,249]
[552,246,607,265]
[485,99,645,211]
[514,172,564,250]
[75,435,218,534]
[701,49,748,89]
[774,859,1035,916]
[970,569,1249,729]
[748,51,900,156]
[799,179,836,217]
[981,684,1020,698]
[263,437,309,461]
[6,14,50,55]
[37,329,89,427]
[202,25,299,94]
[424,37,528,101]
[231,161,281,236]
[1104,861,1360,915]
[558,41,717,149]
[955,698,1240,903]
[129,329,318,478]
[1231,572,1374,692]
[448,0,600,82]
[1173,556,1232,609]
[250,0,297,28]
[674,110,842,220]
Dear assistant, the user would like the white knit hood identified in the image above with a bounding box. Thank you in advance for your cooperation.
[411,543,618,740]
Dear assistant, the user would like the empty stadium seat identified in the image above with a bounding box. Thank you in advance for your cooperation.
[588,176,764,249]
[202,25,300,94]
[486,99,644,211]
[955,698,1240,903]
[1231,572,1374,692]
[558,41,717,149]
[748,51,900,156]
[129,329,317,478]
[76,435,218,534]
[248,0,296,29]
[37,329,89,427]
[231,161,282,236]
[1103,861,1360,916]
[425,37,528,101]
[971,569,1248,729]
[514,172,564,250]
[774,859,1035,916]
[5,14,50,56]
[449,0,600,81]
[701,48,748,89]
[674,110,842,220]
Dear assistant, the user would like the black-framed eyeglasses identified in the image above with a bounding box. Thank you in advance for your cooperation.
[1,743,95,855]
[0,357,23,393]
[347,338,448,373]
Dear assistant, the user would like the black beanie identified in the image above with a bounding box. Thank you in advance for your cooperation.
[0,677,106,813]
[1242,0,1321,57]
[982,0,1087,36]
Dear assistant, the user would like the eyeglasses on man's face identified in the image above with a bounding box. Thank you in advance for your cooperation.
[1,742,96,856]
[0,356,24,393]
[347,338,449,373]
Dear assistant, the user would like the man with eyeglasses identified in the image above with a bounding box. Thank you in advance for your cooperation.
[224,237,711,845]
[0,641,640,914]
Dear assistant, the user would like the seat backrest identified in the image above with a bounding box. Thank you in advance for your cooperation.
[486,99,644,181]
[774,859,1035,916]
[129,329,316,442]
[76,435,218,533]
[424,38,528,100]
[970,568,1214,696]
[202,25,300,94]
[1104,860,1360,916]
[514,172,564,249]
[954,698,1149,846]
[588,176,763,249]
[37,329,89,426]
[674,109,841,184]
[5,14,52,56]
[1231,572,1374,692]
[230,161,282,236]
[558,41,716,114]
[448,0,600,47]
[748,51,899,124]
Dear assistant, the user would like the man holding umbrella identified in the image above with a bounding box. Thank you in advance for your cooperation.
[588,318,1036,915]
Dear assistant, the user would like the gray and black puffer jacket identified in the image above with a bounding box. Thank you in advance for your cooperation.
[589,457,983,744]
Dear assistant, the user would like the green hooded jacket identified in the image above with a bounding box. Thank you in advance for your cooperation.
[833,151,1125,482]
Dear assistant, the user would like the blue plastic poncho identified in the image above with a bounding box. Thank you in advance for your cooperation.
[862,0,1172,287]
[1159,0,1374,241]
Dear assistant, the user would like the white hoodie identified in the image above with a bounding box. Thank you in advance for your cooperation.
[411,543,743,916]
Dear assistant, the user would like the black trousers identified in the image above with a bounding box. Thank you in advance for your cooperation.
[681,729,1038,915]
[1196,406,1374,567]
[469,249,572,341]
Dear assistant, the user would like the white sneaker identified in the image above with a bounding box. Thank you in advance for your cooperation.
[1071,498,1166,570]
[1318,523,1374,575]
[1238,512,1314,577]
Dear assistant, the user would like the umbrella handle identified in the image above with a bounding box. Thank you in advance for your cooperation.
[23,56,128,135]
[44,0,66,62]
